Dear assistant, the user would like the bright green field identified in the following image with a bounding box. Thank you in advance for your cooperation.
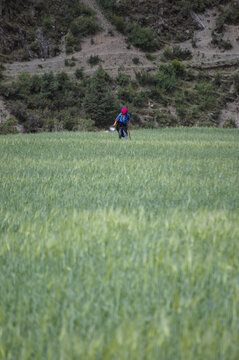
[0,128,239,360]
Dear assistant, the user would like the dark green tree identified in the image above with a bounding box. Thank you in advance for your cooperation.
[83,67,119,127]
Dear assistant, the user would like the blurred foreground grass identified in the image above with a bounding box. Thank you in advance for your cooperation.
[0,128,239,359]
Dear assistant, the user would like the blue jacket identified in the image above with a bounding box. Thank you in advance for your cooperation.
[115,113,131,125]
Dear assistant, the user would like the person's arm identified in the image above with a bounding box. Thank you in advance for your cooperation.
[113,114,121,127]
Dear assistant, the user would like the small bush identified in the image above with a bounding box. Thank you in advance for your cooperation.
[136,72,156,86]
[196,82,217,111]
[117,73,130,86]
[0,117,18,135]
[211,33,233,50]
[88,55,101,67]
[146,53,157,62]
[112,15,126,34]
[10,101,29,122]
[155,73,176,93]
[66,32,82,54]
[70,17,99,37]
[118,86,135,103]
[155,64,178,93]
[132,57,140,65]
[75,67,84,80]
[17,49,30,61]
[133,91,147,107]
[66,33,75,47]
[163,46,192,61]
[42,17,54,31]
[214,72,222,86]
[127,23,159,52]
[233,73,239,93]
[65,59,76,67]
[171,60,186,77]
[223,118,237,128]
[75,3,96,17]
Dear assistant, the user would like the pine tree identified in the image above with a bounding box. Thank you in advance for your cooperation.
[83,66,119,128]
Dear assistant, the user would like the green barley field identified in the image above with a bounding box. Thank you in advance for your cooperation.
[0,128,239,360]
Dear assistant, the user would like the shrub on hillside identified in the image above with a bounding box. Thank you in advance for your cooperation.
[163,46,192,61]
[117,73,130,86]
[76,3,96,17]
[171,60,186,77]
[196,82,217,110]
[97,0,116,12]
[118,86,135,103]
[211,33,233,50]
[112,15,126,34]
[233,73,239,93]
[127,23,159,52]
[133,91,147,107]
[88,55,101,67]
[155,65,177,93]
[135,72,156,86]
[42,17,54,31]
[10,101,29,122]
[75,67,84,80]
[0,117,19,135]
[70,16,99,37]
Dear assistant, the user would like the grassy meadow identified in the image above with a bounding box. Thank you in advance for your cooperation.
[0,128,239,360]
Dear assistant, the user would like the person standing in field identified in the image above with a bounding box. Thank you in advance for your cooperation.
[113,107,131,139]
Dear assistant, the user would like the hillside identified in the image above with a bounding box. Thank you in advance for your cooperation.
[0,0,239,133]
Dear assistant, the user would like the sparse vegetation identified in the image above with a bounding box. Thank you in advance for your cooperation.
[132,57,140,65]
[75,67,84,80]
[233,72,239,93]
[64,59,76,67]
[0,117,18,134]
[87,55,101,67]
[117,73,130,86]
[127,23,159,52]
[146,53,157,62]
[162,46,193,61]
[211,32,233,50]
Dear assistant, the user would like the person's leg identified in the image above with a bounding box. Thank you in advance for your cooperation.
[122,126,128,139]
[118,127,123,139]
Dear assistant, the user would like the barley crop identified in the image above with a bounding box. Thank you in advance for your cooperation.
[0,128,238,359]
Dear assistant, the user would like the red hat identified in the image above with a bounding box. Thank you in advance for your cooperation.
[121,107,128,114]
